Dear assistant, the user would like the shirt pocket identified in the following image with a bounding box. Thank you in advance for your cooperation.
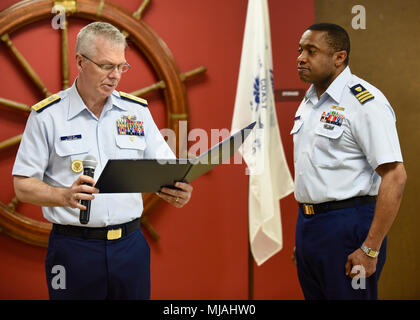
[115,135,146,159]
[55,139,90,160]
[53,139,91,185]
[312,124,345,168]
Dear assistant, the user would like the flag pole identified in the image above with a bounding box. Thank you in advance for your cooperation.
[248,240,254,299]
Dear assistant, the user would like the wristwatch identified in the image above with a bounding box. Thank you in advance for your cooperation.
[360,244,379,258]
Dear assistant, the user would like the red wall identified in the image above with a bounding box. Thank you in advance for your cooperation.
[0,0,313,299]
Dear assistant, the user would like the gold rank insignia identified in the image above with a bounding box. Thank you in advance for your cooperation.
[119,91,148,107]
[32,94,61,113]
[71,160,83,173]
[350,84,374,104]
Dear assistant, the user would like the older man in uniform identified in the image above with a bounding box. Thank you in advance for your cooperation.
[291,23,406,299]
[12,22,193,299]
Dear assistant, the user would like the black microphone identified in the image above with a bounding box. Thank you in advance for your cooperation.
[79,155,98,225]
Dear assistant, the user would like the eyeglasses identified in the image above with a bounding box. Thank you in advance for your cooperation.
[81,54,130,73]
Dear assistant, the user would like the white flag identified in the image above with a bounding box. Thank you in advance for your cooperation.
[231,0,294,266]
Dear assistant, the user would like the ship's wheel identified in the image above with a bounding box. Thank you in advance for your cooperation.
[0,0,206,247]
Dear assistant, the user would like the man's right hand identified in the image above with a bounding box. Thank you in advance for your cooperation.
[14,175,98,209]
[64,175,99,210]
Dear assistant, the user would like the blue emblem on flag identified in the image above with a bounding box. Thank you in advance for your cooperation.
[249,59,274,155]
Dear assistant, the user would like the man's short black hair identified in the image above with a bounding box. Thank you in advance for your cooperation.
[306,23,350,65]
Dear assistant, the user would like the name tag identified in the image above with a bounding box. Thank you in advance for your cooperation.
[60,134,82,141]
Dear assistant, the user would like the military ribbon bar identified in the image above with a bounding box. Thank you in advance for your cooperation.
[116,119,144,136]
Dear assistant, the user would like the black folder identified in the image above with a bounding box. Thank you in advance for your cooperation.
[95,121,256,193]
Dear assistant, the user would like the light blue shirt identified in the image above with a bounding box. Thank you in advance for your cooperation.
[12,81,175,226]
[291,67,403,203]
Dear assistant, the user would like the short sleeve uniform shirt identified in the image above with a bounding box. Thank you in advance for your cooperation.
[291,67,403,204]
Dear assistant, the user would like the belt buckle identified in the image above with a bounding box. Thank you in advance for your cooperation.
[303,204,315,215]
[107,228,122,240]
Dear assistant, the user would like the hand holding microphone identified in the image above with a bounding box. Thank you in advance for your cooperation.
[78,155,98,224]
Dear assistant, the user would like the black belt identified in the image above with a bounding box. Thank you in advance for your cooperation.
[299,196,376,216]
[53,218,140,240]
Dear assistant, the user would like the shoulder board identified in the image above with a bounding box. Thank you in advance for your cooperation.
[350,84,374,104]
[32,94,61,113]
[119,91,148,107]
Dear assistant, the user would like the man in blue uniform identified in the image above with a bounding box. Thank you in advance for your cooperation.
[291,23,406,299]
[12,22,193,299]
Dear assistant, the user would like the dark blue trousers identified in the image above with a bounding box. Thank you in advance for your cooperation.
[295,202,387,300]
[45,226,150,300]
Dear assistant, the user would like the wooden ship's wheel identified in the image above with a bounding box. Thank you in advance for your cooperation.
[0,0,206,247]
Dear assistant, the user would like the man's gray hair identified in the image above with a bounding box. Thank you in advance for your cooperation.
[75,22,127,56]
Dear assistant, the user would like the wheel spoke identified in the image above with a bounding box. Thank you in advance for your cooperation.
[133,0,151,20]
[1,33,51,98]
[96,0,105,17]
[130,80,166,97]
[0,134,22,151]
[129,66,207,97]
[0,97,30,112]
[140,215,160,241]
[180,66,207,82]
[61,20,70,90]
[7,196,19,213]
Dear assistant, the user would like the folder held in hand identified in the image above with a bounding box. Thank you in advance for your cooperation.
[95,121,256,193]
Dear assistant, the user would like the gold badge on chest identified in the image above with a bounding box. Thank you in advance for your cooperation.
[71,160,83,173]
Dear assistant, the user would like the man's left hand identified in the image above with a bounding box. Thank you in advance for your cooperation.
[157,182,193,208]
[345,249,377,278]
